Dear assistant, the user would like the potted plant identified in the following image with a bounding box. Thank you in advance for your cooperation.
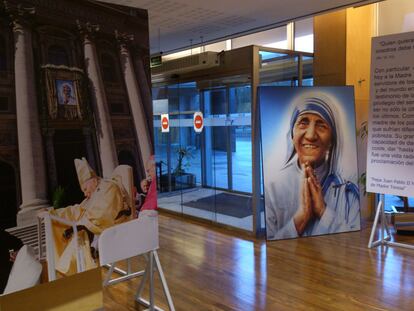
[52,186,66,209]
[173,146,196,189]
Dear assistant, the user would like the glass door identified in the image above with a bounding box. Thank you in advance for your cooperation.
[200,84,253,230]
[229,85,252,193]
[202,85,252,193]
[203,87,229,190]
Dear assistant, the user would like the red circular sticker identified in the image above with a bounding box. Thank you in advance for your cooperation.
[161,116,169,130]
[194,114,203,129]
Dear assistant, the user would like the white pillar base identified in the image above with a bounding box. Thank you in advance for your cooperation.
[17,199,50,227]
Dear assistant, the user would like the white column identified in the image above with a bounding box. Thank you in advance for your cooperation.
[79,22,118,178]
[287,22,295,51]
[13,18,49,226]
[116,32,152,164]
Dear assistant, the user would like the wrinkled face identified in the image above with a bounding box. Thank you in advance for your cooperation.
[63,85,71,97]
[82,177,98,199]
[140,179,149,193]
[292,113,333,167]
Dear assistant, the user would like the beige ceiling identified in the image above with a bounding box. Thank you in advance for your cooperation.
[98,0,379,54]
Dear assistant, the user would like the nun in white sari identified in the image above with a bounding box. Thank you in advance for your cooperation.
[265,92,360,240]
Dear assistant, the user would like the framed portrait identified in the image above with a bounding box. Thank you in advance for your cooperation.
[56,79,78,106]
[43,66,84,120]
[259,86,361,240]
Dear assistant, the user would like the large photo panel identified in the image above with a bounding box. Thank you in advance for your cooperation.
[259,87,361,240]
[1,0,155,304]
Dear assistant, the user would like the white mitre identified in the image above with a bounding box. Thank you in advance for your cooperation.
[74,157,96,186]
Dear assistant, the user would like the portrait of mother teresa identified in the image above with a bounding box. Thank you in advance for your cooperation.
[265,91,360,240]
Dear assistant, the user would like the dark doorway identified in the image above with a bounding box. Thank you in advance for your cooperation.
[0,161,17,229]
[118,150,141,190]
[54,130,86,206]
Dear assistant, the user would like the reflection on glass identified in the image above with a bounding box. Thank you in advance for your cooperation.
[302,55,314,84]
[204,88,228,189]
[259,51,299,86]
[383,194,414,212]
[259,51,313,87]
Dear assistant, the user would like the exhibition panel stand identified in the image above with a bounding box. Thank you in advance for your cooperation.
[366,31,414,250]
[368,194,414,250]
[99,213,175,311]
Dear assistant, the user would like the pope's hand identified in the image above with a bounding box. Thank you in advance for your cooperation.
[294,163,313,235]
[37,208,49,218]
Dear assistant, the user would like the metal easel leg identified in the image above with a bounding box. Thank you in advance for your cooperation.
[135,253,163,311]
[135,255,150,301]
[135,251,175,311]
[154,250,175,311]
[368,196,385,248]
[127,258,132,274]
[149,251,155,311]
[380,194,385,242]
[381,194,392,242]
[103,263,116,286]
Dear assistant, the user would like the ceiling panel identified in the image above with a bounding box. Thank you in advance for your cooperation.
[98,0,379,54]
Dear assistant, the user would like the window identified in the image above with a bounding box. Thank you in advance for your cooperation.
[47,45,69,66]
[232,27,288,49]
[294,18,314,53]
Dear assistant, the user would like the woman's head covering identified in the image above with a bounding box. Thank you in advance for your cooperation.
[289,97,337,141]
[285,92,342,177]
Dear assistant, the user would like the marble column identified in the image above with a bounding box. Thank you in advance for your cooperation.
[116,31,152,165]
[12,15,49,226]
[78,22,117,178]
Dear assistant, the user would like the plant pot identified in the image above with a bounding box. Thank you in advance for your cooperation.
[175,173,196,190]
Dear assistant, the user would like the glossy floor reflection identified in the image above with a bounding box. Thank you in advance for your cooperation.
[104,214,414,311]
[158,187,253,230]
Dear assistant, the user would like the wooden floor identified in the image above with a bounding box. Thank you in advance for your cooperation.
[103,213,414,311]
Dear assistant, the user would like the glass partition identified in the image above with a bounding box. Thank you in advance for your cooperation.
[259,50,313,87]
[152,46,313,233]
[259,51,299,86]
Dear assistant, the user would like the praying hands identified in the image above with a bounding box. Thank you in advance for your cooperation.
[293,162,326,235]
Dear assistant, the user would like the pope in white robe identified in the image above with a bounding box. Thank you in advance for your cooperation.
[50,158,131,275]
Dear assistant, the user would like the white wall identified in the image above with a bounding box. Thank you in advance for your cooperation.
[378,0,414,35]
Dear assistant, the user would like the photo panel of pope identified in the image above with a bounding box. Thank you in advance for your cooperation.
[259,87,361,240]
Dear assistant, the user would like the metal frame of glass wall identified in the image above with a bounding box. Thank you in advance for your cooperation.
[152,45,313,235]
